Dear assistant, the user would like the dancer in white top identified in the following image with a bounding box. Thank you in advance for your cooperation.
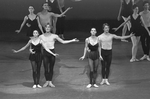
[98,23,133,85]
[39,24,79,87]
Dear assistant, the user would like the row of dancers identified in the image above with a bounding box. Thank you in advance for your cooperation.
[12,0,150,89]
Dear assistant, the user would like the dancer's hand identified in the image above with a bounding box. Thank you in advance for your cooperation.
[29,49,35,54]
[12,49,18,53]
[26,23,31,27]
[67,7,73,10]
[79,56,85,60]
[130,33,134,37]
[53,53,59,57]
[15,30,20,33]
[99,55,103,60]
[73,38,79,42]
[112,28,118,32]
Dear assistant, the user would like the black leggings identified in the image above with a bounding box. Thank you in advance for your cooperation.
[30,60,42,85]
[140,28,150,55]
[101,49,112,79]
[43,49,55,81]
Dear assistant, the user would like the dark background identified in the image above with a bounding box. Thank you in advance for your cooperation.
[0,0,144,41]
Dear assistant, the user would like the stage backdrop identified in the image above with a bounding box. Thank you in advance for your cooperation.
[0,0,143,20]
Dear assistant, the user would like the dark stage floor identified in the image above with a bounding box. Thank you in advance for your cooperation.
[0,20,150,99]
[0,38,150,99]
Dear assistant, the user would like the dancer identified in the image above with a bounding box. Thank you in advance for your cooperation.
[139,1,150,61]
[117,0,140,42]
[37,2,71,34]
[16,6,43,38]
[98,23,133,85]
[80,28,102,88]
[46,0,60,34]
[39,24,79,88]
[12,30,43,88]
[114,5,149,62]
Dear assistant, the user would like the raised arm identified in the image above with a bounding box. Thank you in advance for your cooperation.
[114,16,130,31]
[52,7,72,17]
[12,40,31,53]
[56,35,79,44]
[15,16,28,33]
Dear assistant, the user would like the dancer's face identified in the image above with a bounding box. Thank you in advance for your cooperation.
[33,30,39,37]
[103,25,109,33]
[133,7,139,14]
[144,3,149,10]
[90,28,97,36]
[43,3,49,10]
[45,25,51,32]
[28,6,34,13]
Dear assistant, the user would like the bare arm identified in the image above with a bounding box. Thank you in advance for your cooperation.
[13,40,31,53]
[52,7,72,17]
[36,16,44,34]
[15,16,28,33]
[114,16,130,31]
[79,39,88,60]
[55,35,79,44]
[98,39,103,60]
[117,0,123,21]
[140,16,150,36]
[113,34,133,40]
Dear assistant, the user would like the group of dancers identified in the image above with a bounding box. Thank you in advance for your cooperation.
[12,0,150,89]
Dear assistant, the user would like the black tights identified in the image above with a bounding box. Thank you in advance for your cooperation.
[101,49,112,79]
[30,61,42,85]
[140,35,150,55]
[88,58,99,84]
[43,54,55,81]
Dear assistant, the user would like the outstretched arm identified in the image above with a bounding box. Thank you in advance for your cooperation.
[113,33,133,40]
[113,16,130,31]
[12,40,31,53]
[15,16,28,33]
[56,35,79,44]
[53,7,72,17]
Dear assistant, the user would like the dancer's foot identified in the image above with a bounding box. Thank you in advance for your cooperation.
[93,84,99,88]
[100,79,105,85]
[32,85,37,89]
[140,55,147,60]
[37,84,42,88]
[147,56,150,61]
[86,84,92,88]
[105,79,110,85]
[43,81,49,87]
[49,81,55,87]
[130,58,136,62]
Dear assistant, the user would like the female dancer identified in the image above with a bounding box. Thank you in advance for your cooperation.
[39,24,79,88]
[117,0,140,42]
[13,30,43,88]
[80,28,102,88]
[98,23,133,85]
[114,5,149,62]
[15,6,43,38]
